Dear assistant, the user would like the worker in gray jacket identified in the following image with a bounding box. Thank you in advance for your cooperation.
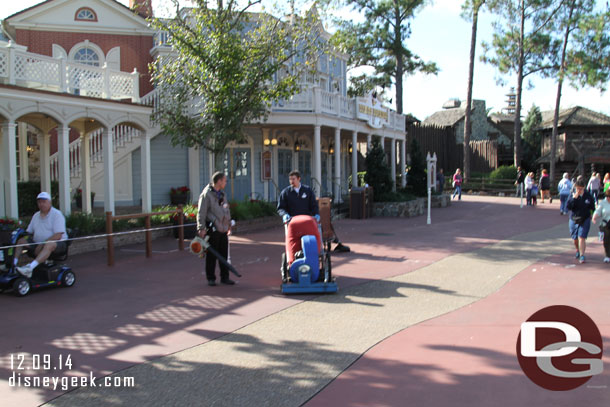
[197,171,233,286]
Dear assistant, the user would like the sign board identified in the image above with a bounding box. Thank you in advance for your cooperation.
[426,152,437,190]
[356,92,389,129]
[261,150,272,181]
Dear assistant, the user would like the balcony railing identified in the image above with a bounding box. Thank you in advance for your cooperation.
[0,41,140,102]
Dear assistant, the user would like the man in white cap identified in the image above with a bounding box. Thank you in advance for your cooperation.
[14,192,68,277]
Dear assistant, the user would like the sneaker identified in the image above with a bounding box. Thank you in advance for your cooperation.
[579,255,586,264]
[16,264,34,278]
[207,280,216,286]
[604,257,610,263]
[575,252,580,259]
[220,279,235,285]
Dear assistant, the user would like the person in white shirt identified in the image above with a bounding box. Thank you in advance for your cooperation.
[524,172,534,206]
[592,188,610,263]
[14,192,68,277]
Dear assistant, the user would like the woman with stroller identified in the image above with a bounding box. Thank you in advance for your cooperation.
[592,188,610,263]
[558,173,573,215]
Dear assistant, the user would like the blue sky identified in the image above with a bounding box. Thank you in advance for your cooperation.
[2,0,608,120]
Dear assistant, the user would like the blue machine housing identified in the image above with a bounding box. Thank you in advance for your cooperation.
[281,235,337,294]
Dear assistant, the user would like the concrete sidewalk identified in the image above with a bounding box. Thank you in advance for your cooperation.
[32,196,605,407]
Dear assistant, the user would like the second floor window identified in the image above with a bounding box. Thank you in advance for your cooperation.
[73,47,100,66]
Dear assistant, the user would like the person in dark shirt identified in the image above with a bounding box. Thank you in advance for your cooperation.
[515,166,525,197]
[437,168,445,195]
[567,178,596,264]
[277,170,319,223]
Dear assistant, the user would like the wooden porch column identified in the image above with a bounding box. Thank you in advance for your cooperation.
[1,121,18,218]
[103,127,115,215]
[57,124,71,215]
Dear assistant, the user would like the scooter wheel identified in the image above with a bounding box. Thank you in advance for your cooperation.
[61,271,76,287]
[13,277,31,297]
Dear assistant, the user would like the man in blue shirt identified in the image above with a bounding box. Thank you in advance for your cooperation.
[277,170,319,223]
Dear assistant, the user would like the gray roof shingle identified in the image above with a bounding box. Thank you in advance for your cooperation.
[539,106,610,128]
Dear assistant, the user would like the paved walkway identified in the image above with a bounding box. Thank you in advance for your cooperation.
[1,196,608,406]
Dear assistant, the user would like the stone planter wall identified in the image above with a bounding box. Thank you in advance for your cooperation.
[373,194,451,218]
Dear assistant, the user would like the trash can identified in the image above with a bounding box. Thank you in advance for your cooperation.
[350,187,365,219]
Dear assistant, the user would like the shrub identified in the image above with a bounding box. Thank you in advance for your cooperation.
[18,181,59,217]
[365,139,393,195]
[407,138,427,197]
[375,188,417,202]
[230,199,277,221]
[489,165,517,180]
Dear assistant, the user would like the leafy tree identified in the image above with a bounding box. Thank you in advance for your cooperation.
[150,0,323,168]
[549,1,610,184]
[462,0,486,182]
[482,0,562,166]
[322,0,438,113]
[407,138,427,196]
[365,138,393,196]
[520,104,542,170]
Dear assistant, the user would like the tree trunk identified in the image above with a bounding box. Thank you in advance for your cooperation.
[394,6,404,114]
[513,0,525,167]
[550,3,575,187]
[463,1,482,182]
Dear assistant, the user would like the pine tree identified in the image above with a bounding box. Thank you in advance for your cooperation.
[407,138,427,197]
[365,138,393,196]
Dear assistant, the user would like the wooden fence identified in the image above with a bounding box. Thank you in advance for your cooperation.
[406,124,502,173]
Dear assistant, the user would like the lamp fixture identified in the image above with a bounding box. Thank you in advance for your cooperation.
[348,143,353,154]
[264,138,270,146]
[271,137,278,146]
[329,143,335,155]
[294,140,301,152]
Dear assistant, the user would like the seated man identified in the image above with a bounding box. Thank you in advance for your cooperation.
[14,192,68,278]
[277,170,320,224]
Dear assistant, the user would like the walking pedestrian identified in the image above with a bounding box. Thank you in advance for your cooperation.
[539,169,551,203]
[603,173,610,193]
[587,172,601,203]
[567,178,596,264]
[515,166,525,197]
[525,172,534,206]
[592,189,610,263]
[558,172,572,215]
[197,171,234,286]
[437,168,445,195]
[452,168,462,200]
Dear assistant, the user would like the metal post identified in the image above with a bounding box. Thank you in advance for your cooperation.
[106,211,114,266]
[145,215,152,258]
[520,182,524,208]
[427,187,431,225]
[178,205,184,251]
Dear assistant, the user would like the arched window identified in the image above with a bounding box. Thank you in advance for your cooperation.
[75,7,97,22]
[73,47,100,66]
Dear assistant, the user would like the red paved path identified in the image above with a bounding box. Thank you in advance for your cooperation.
[2,195,603,406]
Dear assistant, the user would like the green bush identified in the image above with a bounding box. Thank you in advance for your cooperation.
[229,199,277,221]
[489,165,517,180]
[65,213,146,236]
[365,139,393,196]
[407,139,427,197]
[375,188,417,202]
[18,181,59,217]
[348,171,367,189]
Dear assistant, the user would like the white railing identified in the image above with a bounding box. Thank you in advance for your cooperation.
[0,41,140,102]
[50,125,140,181]
[140,84,407,132]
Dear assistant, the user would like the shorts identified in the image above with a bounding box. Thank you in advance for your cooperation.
[24,236,68,258]
[569,217,591,240]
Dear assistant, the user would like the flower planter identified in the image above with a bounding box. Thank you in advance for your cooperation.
[170,193,189,205]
